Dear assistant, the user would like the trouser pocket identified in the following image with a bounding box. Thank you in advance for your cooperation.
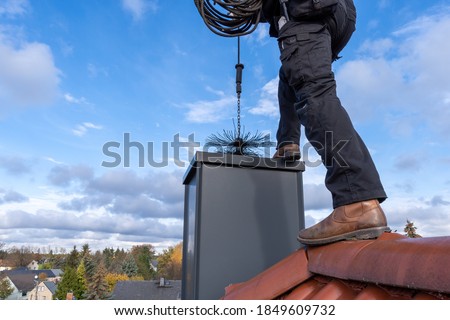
[278,23,332,89]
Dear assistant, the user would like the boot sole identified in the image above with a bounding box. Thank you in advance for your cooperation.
[297,226,391,246]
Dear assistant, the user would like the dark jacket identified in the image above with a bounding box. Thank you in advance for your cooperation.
[261,0,281,37]
[261,0,340,37]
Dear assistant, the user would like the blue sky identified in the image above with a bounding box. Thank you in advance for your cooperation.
[1,0,450,252]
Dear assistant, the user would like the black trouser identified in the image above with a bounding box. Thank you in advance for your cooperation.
[276,0,387,208]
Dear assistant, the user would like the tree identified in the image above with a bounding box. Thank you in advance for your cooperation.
[83,254,96,283]
[404,220,422,238]
[105,273,129,292]
[39,262,53,270]
[76,259,88,297]
[131,245,156,280]
[38,272,48,281]
[66,245,79,269]
[157,242,183,280]
[85,263,111,300]
[108,248,128,274]
[0,242,7,260]
[81,243,90,258]
[0,278,14,300]
[121,255,139,278]
[54,267,85,300]
[7,245,33,267]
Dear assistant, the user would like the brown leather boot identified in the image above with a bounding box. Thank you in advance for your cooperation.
[273,144,301,161]
[297,200,390,245]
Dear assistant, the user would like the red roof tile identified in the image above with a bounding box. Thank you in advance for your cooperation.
[223,248,312,300]
[222,233,450,300]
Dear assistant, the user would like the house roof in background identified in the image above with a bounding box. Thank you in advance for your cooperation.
[112,280,181,300]
[222,233,450,300]
[3,269,62,278]
[43,281,57,294]
[1,269,63,292]
[5,273,35,292]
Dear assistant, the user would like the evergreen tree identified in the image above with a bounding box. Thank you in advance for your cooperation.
[66,245,79,269]
[83,254,96,283]
[0,278,14,300]
[81,243,90,258]
[107,247,128,274]
[131,244,156,280]
[102,247,114,271]
[121,254,139,277]
[404,220,422,238]
[0,242,7,260]
[85,263,111,300]
[54,267,84,300]
[76,259,88,297]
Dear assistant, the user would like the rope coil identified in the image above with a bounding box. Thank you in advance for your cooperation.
[194,0,263,37]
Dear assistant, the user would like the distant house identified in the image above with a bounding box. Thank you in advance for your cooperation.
[28,281,57,300]
[1,269,63,300]
[2,273,35,300]
[27,260,39,270]
[0,260,12,271]
[112,279,181,300]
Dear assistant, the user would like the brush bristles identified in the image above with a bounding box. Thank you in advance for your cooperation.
[205,128,273,156]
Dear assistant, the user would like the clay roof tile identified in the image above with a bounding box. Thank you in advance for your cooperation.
[222,233,450,300]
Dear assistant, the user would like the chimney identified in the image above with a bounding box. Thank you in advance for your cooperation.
[182,152,305,299]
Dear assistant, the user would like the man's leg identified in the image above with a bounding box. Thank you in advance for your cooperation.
[277,19,388,244]
[274,67,301,159]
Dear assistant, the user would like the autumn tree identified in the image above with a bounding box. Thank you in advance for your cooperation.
[0,278,14,300]
[105,273,129,292]
[7,246,33,267]
[157,242,183,280]
[404,220,422,238]
[38,272,48,281]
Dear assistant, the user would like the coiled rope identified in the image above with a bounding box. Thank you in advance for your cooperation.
[194,0,263,37]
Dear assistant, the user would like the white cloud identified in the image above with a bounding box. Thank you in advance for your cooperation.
[43,157,64,165]
[0,208,183,250]
[0,168,186,250]
[64,93,89,105]
[183,94,236,123]
[249,77,279,117]
[336,9,450,134]
[0,155,31,175]
[378,0,389,9]
[0,32,61,109]
[0,0,28,17]
[72,122,103,137]
[87,63,108,78]
[121,0,158,21]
